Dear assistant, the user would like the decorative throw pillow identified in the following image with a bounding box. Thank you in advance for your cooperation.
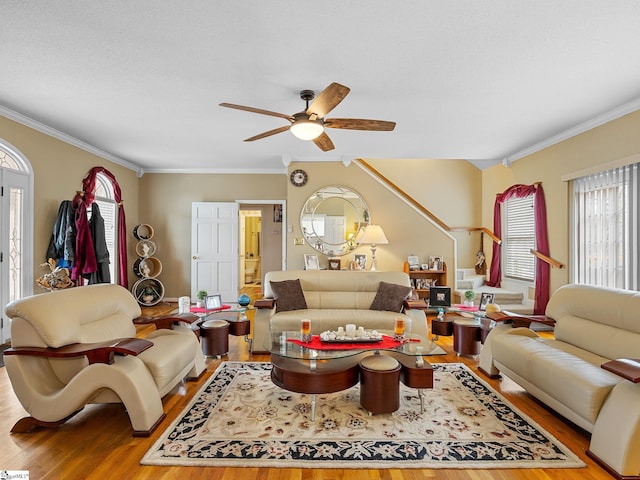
[370,281,412,312]
[270,279,308,313]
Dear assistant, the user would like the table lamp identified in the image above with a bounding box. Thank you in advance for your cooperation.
[356,224,389,271]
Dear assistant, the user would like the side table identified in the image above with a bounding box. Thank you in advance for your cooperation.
[431,318,453,339]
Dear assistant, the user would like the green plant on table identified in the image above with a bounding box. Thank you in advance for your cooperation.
[196,290,208,301]
[464,290,475,301]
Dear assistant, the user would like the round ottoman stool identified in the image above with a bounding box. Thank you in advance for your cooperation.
[200,319,229,358]
[359,354,401,414]
[453,318,481,356]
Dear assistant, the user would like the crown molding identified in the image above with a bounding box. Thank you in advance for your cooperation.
[282,154,354,167]
[0,104,145,176]
[143,167,286,174]
[502,96,640,167]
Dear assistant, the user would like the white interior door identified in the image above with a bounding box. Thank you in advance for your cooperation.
[191,202,238,303]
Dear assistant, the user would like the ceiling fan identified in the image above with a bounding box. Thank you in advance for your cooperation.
[219,82,396,152]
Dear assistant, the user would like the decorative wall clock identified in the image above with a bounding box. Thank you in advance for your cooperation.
[290,169,308,187]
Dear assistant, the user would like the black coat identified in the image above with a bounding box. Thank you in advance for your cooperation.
[85,203,111,284]
[46,200,76,267]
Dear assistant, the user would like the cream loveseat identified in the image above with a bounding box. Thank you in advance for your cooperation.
[479,283,640,478]
[4,284,205,436]
[251,270,428,354]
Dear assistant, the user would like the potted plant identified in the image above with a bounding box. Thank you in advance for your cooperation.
[463,290,475,307]
[196,290,208,308]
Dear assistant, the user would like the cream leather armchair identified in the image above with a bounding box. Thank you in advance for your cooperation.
[3,283,205,436]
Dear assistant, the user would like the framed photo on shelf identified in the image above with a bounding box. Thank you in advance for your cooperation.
[407,255,420,271]
[304,254,319,270]
[429,286,451,307]
[479,292,495,311]
[205,294,222,310]
[328,258,341,270]
[354,254,366,270]
[429,256,443,271]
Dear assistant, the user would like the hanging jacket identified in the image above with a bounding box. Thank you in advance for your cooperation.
[72,199,97,280]
[85,203,111,284]
[45,200,76,267]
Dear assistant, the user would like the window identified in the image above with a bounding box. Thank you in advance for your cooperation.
[503,195,536,282]
[572,163,639,290]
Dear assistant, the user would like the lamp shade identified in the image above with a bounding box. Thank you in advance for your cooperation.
[356,224,389,245]
[290,118,324,140]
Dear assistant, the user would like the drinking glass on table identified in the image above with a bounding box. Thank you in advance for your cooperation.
[301,318,312,343]
[394,318,405,341]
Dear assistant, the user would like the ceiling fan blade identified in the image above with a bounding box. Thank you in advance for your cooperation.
[312,132,335,152]
[219,103,293,121]
[244,125,291,142]
[324,118,396,131]
[307,83,350,118]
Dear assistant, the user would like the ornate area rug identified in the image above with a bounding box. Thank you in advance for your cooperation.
[141,362,585,469]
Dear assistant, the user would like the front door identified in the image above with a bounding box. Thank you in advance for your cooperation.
[1,168,30,344]
[191,202,239,303]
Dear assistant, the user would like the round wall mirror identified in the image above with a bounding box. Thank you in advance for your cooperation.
[300,185,369,256]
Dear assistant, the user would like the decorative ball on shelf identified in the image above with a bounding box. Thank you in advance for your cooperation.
[484,303,502,314]
[238,294,251,307]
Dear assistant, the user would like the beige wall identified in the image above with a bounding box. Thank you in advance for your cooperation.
[481,109,640,295]
[0,116,140,292]
[137,173,286,297]
[4,106,638,301]
[284,161,461,287]
[365,158,484,270]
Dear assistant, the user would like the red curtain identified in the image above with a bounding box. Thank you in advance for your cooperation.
[487,183,550,314]
[71,167,128,289]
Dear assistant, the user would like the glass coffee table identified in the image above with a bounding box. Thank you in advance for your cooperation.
[266,330,434,420]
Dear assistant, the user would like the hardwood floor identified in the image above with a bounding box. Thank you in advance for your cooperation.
[0,306,613,480]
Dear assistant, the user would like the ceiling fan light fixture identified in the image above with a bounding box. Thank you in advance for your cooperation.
[290,115,324,140]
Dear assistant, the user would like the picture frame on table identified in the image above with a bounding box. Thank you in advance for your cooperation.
[479,292,495,311]
[429,286,451,307]
[304,253,319,270]
[354,253,366,270]
[205,294,222,310]
[328,258,341,270]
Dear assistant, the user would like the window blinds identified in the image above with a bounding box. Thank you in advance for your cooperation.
[573,162,639,290]
[504,196,535,282]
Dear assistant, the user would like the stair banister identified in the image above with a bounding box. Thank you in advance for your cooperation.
[530,249,564,269]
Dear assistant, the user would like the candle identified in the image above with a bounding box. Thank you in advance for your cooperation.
[345,324,356,337]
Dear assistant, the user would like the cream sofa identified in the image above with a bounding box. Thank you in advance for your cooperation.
[479,283,640,478]
[4,284,205,436]
[251,270,428,354]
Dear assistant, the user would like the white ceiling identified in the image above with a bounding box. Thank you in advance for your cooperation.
[1,1,640,174]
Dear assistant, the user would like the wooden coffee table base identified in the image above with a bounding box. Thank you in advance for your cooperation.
[270,351,433,420]
[271,355,361,420]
